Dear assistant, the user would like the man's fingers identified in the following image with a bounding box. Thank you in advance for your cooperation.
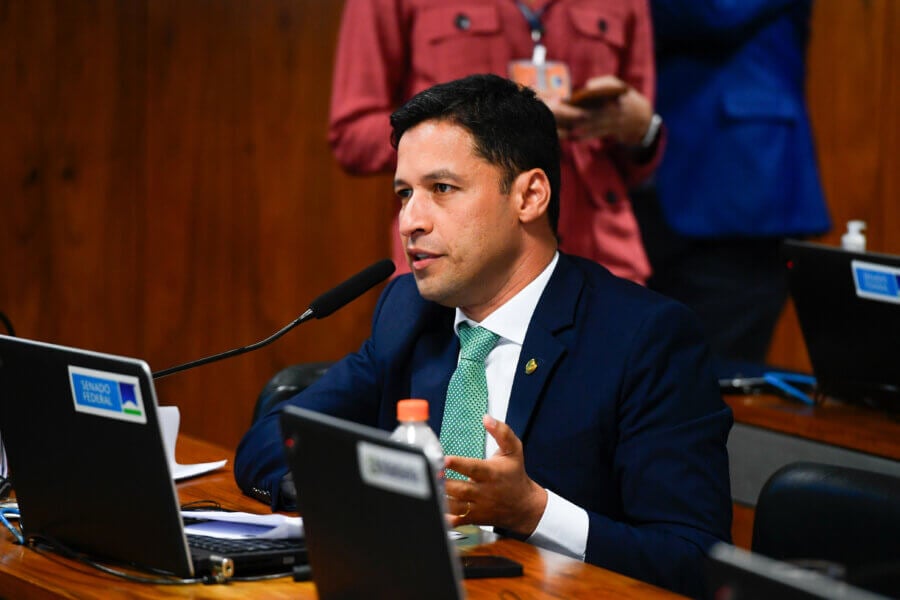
[483,414,522,456]
[445,495,472,519]
[445,454,486,481]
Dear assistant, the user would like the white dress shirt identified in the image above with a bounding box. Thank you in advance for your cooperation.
[452,252,589,560]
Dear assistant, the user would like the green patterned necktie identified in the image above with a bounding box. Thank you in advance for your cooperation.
[440,323,500,480]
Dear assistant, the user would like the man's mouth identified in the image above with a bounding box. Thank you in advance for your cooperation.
[407,250,439,270]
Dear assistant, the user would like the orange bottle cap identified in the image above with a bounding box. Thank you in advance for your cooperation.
[397,399,429,422]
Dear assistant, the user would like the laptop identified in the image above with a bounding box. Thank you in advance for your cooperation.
[706,543,889,600]
[0,334,305,579]
[280,405,466,600]
[783,240,900,413]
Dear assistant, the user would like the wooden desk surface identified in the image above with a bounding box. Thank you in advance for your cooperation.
[724,393,900,460]
[0,436,683,599]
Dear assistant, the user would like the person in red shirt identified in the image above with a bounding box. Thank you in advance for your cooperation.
[329,0,664,284]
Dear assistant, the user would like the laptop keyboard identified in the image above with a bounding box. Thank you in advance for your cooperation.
[187,534,306,576]
[187,534,301,553]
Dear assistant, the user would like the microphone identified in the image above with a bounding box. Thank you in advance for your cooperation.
[152,259,395,379]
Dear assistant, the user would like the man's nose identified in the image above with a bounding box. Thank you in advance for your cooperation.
[398,194,429,239]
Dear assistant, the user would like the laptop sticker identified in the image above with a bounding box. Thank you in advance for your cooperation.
[357,441,431,499]
[851,260,900,305]
[68,365,147,424]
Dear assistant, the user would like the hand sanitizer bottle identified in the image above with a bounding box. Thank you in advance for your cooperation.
[841,220,866,252]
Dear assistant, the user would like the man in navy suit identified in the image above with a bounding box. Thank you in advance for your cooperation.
[235,74,732,597]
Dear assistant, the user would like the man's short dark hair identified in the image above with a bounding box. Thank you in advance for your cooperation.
[390,74,561,234]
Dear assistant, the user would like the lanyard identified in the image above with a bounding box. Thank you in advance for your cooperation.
[516,1,547,64]
[516,1,545,43]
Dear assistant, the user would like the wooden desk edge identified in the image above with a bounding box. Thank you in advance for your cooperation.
[0,435,684,599]
[724,393,900,460]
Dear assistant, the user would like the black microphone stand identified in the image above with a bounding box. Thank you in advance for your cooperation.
[152,309,313,379]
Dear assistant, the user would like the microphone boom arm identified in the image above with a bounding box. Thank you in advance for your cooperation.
[149,258,394,380]
[152,309,313,379]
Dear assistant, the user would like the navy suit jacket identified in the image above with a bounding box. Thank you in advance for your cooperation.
[650,0,830,238]
[235,254,733,596]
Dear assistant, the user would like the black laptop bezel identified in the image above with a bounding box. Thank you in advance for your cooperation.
[279,405,465,600]
[783,240,900,412]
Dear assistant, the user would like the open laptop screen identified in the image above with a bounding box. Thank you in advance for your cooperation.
[0,334,194,576]
[783,240,900,412]
[0,335,305,580]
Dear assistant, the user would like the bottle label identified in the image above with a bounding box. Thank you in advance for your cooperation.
[851,260,900,305]
[357,442,432,499]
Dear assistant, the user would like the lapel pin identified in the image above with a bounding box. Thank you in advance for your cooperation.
[525,358,538,375]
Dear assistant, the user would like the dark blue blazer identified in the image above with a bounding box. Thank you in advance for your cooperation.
[650,0,830,237]
[235,254,732,596]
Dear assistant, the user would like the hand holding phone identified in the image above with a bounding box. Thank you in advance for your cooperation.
[568,79,628,109]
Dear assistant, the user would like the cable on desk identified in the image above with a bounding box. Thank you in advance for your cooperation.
[0,508,22,544]
[231,570,295,582]
[23,532,295,585]
[762,371,818,406]
[181,499,223,511]
[9,500,296,585]
[26,534,221,585]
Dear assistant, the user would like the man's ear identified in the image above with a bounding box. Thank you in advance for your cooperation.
[514,168,551,225]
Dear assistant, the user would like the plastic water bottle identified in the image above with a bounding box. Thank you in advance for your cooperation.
[390,399,446,499]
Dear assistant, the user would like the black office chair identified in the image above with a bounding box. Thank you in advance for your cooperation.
[251,361,334,424]
[752,461,900,597]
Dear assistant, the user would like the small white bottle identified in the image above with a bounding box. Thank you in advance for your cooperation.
[390,399,445,493]
[841,220,867,252]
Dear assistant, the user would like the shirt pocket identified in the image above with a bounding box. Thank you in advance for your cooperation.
[721,90,799,123]
[565,4,627,82]
[411,4,505,86]
[717,90,801,207]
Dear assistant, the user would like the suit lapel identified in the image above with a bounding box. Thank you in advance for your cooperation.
[505,255,583,440]
[403,255,585,439]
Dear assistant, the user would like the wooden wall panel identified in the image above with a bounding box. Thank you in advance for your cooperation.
[139,0,394,447]
[1,1,146,350]
[0,0,896,449]
[0,1,393,449]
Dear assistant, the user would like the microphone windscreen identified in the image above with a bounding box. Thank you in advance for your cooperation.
[308,259,396,318]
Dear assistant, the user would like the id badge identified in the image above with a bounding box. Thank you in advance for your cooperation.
[508,51,571,102]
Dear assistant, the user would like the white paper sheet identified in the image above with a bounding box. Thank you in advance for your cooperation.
[181,510,303,540]
[159,406,228,481]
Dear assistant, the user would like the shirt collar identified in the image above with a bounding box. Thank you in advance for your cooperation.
[454,252,559,345]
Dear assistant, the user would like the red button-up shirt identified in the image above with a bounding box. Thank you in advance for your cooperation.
[329,0,660,283]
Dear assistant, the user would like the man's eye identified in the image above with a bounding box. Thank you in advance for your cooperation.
[434,183,453,193]
[395,188,412,200]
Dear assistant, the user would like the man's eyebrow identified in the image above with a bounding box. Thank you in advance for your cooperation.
[394,169,464,188]
[422,169,463,183]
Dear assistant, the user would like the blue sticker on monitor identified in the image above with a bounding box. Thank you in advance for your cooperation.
[68,366,147,423]
[852,260,900,305]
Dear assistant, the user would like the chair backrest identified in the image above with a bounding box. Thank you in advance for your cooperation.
[252,361,333,424]
[752,461,900,595]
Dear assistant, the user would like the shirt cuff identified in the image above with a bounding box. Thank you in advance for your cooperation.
[639,113,663,148]
[526,488,589,560]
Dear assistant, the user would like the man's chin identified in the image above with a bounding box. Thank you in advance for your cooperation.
[413,278,455,307]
